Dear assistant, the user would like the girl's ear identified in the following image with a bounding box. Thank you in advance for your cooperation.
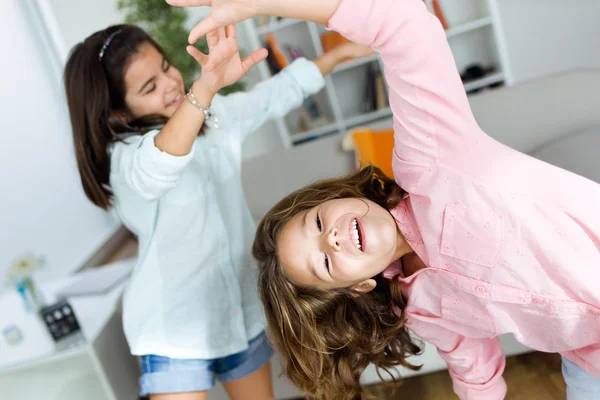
[351,278,377,294]
[113,110,130,123]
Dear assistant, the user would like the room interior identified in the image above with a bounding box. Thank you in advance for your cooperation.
[1,0,599,399]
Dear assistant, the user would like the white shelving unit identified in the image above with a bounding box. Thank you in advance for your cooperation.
[241,0,511,148]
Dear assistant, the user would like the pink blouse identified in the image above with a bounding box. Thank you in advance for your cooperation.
[329,0,600,399]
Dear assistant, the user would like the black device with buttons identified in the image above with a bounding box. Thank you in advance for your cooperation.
[39,300,81,342]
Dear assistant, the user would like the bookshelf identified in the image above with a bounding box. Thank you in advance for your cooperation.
[241,0,512,148]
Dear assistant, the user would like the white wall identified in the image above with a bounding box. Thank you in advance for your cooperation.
[495,0,600,84]
[49,0,124,51]
[49,0,212,50]
[0,0,119,288]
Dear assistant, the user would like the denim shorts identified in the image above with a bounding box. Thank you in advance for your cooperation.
[562,356,600,400]
[139,332,274,395]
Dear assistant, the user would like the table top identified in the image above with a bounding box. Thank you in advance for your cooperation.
[0,258,135,372]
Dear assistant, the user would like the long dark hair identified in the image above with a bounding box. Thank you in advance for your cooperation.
[64,24,194,210]
[253,166,423,400]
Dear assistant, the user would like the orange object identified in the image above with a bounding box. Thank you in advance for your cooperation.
[321,31,350,53]
[265,33,289,70]
[349,128,395,178]
[432,0,450,30]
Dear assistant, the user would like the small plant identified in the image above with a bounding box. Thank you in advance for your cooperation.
[5,253,46,312]
[5,253,45,284]
[117,0,245,95]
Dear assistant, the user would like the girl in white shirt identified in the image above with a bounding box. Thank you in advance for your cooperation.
[64,23,371,400]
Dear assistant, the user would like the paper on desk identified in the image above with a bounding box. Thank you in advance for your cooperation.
[55,258,135,298]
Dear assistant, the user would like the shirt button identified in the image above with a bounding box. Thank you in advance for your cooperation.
[475,286,486,294]
[533,298,543,305]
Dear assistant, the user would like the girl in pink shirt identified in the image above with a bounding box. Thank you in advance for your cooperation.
[172,0,600,399]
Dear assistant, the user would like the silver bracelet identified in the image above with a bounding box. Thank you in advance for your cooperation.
[185,87,219,129]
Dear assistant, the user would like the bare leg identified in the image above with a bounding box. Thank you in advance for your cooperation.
[150,392,208,400]
[222,361,275,400]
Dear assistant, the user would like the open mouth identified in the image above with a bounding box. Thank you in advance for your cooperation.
[351,218,363,252]
[169,93,183,107]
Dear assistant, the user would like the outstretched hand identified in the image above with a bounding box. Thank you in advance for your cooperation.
[188,24,267,95]
[167,0,340,43]
[167,0,259,44]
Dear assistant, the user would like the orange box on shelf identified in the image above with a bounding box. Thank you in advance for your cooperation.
[321,31,350,53]
[344,128,395,178]
[265,33,290,70]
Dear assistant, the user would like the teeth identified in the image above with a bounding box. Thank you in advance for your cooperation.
[352,219,362,250]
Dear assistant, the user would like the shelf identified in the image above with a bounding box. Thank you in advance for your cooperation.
[243,6,509,154]
[256,19,303,35]
[446,17,493,39]
[429,0,491,27]
[333,54,380,74]
[291,108,393,146]
[345,107,393,128]
[291,122,340,144]
[463,72,504,93]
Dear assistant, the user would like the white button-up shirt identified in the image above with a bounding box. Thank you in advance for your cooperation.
[109,59,325,359]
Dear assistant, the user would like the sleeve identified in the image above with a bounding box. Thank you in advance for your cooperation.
[215,57,325,140]
[327,0,483,168]
[110,130,195,201]
[408,316,507,400]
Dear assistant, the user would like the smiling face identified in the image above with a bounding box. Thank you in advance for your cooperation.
[122,43,185,119]
[277,197,410,291]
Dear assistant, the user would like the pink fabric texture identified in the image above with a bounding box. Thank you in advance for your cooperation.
[329,0,600,399]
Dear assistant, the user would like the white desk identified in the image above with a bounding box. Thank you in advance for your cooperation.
[0,259,140,400]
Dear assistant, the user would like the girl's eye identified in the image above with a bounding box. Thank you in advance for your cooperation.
[162,58,171,72]
[324,255,330,271]
[316,215,322,231]
[146,84,156,94]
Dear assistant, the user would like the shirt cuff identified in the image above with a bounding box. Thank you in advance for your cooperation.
[455,378,508,400]
[284,58,326,96]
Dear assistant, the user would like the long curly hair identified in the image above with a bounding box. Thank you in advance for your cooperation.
[253,166,422,400]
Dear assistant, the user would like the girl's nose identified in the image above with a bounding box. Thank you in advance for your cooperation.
[326,228,341,251]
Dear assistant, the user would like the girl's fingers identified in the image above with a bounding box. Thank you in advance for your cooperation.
[240,48,269,73]
[166,0,212,6]
[217,26,227,41]
[206,29,219,48]
[187,45,209,66]
[226,24,236,39]
[188,17,219,44]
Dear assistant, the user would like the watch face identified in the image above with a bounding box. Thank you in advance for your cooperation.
[39,300,81,342]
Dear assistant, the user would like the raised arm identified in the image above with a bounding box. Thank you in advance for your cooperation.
[169,0,481,169]
[326,0,482,171]
[218,42,373,139]
[155,24,266,156]
[166,0,341,42]
[112,24,265,200]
